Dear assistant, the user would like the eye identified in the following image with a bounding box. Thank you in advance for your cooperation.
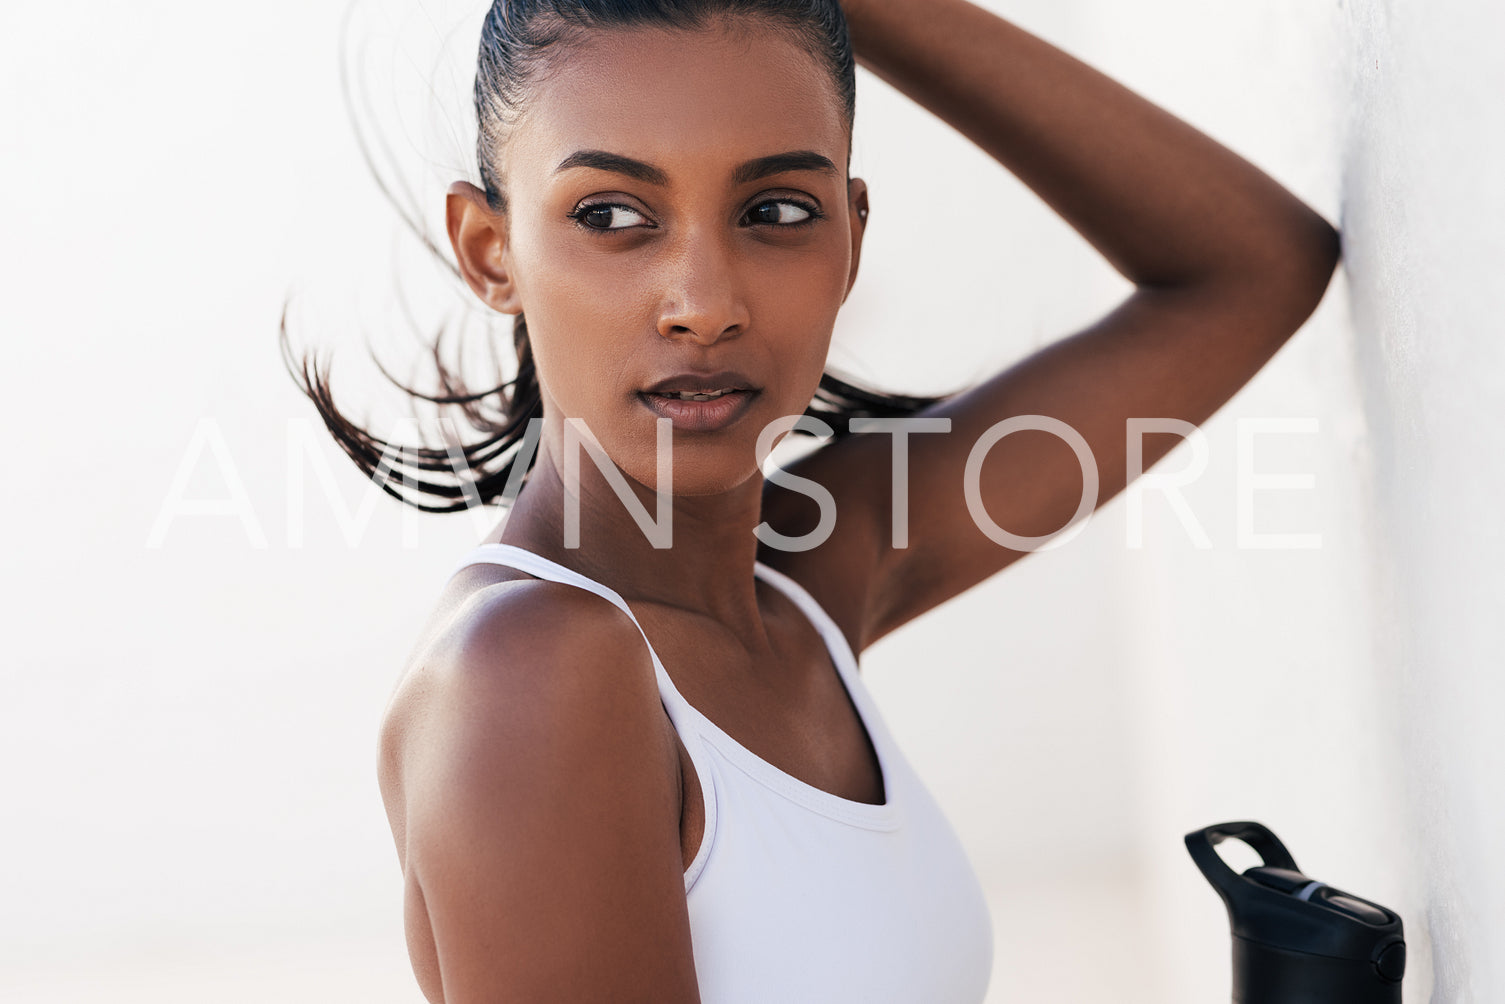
[567,201,653,232]
[745,198,823,227]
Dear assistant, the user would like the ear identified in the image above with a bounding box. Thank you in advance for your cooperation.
[843,177,869,304]
[446,180,522,315]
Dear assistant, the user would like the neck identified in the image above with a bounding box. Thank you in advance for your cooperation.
[492,430,775,645]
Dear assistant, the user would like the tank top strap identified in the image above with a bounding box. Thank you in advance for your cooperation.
[751,559,900,796]
[447,544,703,728]
[751,560,861,680]
[449,543,660,657]
[450,543,638,619]
[448,541,722,891]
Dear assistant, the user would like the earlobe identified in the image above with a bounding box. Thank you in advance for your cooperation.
[844,178,869,303]
[446,180,522,315]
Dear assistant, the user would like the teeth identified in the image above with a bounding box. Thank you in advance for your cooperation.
[664,389,735,401]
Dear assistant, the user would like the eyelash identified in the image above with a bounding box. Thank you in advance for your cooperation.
[566,197,826,235]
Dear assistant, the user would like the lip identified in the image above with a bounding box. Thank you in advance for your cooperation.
[638,388,759,433]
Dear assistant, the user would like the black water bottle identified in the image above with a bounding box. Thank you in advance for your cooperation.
[1185,821,1406,1003]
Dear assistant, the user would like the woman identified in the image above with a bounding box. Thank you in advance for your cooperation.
[287,0,1340,999]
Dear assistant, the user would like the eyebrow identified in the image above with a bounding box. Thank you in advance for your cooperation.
[553,149,839,186]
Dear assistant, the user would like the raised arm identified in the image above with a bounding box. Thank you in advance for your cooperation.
[380,584,700,1003]
[787,0,1341,651]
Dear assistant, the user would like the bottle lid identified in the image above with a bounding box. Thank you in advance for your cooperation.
[1185,821,1404,965]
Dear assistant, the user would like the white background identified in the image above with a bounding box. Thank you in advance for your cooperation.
[2,0,1500,1000]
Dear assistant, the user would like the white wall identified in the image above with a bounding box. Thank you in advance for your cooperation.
[1335,0,1505,996]
[2,0,1499,1001]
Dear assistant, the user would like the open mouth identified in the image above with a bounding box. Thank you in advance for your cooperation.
[649,388,741,402]
[637,387,758,432]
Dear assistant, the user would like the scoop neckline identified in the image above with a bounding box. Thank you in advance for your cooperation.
[455,542,901,829]
[678,561,900,829]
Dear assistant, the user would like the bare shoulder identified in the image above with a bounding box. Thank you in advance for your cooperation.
[379,577,677,853]
[377,579,697,1003]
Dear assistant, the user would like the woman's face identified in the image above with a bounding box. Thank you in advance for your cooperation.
[489,19,866,497]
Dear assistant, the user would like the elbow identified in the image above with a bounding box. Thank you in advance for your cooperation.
[1280,212,1343,332]
[1233,210,1343,339]
[1305,214,1344,296]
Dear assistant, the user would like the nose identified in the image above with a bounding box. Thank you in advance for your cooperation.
[655,227,750,345]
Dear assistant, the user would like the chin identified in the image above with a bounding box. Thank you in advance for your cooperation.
[625,446,764,499]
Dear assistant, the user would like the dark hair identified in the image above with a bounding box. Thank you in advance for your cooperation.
[280,0,953,514]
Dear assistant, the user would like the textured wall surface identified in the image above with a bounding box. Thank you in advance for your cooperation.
[1336,0,1505,998]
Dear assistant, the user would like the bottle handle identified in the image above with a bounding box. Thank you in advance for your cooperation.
[1184,820,1301,902]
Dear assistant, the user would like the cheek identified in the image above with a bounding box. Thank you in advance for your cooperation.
[745,244,847,382]
[509,236,648,405]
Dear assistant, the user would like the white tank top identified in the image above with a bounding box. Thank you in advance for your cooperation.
[448,543,994,1003]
